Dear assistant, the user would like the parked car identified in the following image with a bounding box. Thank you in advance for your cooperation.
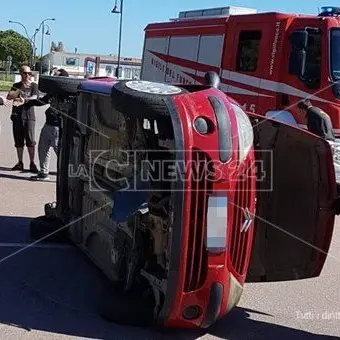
[30,72,336,329]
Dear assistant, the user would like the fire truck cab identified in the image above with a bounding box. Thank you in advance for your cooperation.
[140,6,340,158]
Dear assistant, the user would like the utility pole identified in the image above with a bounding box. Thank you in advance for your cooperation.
[38,18,55,74]
[112,0,124,79]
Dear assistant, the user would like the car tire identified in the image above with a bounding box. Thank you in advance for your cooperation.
[30,215,71,243]
[110,80,187,116]
[38,75,85,96]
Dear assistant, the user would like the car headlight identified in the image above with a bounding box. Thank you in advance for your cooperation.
[231,104,254,163]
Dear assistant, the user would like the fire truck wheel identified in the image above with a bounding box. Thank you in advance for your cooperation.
[29,215,71,243]
[38,75,85,96]
[111,80,187,115]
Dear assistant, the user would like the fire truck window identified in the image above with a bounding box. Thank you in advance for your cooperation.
[331,29,340,81]
[198,35,224,67]
[236,31,262,72]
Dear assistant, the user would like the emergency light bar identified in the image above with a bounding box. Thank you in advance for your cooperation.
[174,6,257,20]
[319,6,340,17]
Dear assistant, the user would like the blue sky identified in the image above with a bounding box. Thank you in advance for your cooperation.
[0,1,325,58]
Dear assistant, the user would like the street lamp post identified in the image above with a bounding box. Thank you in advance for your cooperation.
[9,18,55,73]
[31,29,39,70]
[38,18,55,74]
[44,24,52,74]
[40,24,45,73]
[8,20,34,68]
[112,0,124,79]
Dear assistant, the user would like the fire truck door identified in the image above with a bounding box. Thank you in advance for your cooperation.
[225,23,272,115]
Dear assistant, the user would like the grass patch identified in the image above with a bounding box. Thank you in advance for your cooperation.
[0,74,14,82]
[0,81,12,91]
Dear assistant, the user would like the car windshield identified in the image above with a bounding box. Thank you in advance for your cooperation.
[331,29,340,80]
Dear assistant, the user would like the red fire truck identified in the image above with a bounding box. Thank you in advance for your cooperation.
[140,6,340,139]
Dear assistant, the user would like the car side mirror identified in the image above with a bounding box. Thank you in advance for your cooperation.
[288,30,308,77]
[289,30,308,50]
[204,71,220,89]
[289,50,306,77]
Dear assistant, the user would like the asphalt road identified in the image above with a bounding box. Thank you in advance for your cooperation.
[0,98,340,339]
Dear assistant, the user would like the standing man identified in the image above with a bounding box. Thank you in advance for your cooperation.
[28,68,69,180]
[7,65,39,172]
[297,99,336,141]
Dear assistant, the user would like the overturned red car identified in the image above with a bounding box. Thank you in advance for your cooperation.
[31,72,336,329]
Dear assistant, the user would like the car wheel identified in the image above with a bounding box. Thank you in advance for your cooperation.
[38,75,86,96]
[110,80,187,115]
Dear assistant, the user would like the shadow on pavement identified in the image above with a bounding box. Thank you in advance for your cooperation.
[0,166,57,175]
[0,172,56,183]
[0,215,33,243]
[0,215,338,339]
[0,173,33,181]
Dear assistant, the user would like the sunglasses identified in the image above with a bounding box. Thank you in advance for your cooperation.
[21,72,32,75]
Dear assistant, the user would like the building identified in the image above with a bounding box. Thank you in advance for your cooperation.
[41,50,142,79]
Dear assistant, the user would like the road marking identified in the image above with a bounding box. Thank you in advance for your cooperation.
[0,242,74,249]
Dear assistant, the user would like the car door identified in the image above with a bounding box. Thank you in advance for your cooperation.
[246,113,336,282]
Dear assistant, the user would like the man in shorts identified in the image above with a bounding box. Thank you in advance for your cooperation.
[7,65,39,172]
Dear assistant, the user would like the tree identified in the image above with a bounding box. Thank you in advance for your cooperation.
[0,30,31,70]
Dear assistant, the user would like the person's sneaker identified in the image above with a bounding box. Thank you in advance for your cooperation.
[30,172,50,181]
[30,163,39,174]
[11,161,24,171]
